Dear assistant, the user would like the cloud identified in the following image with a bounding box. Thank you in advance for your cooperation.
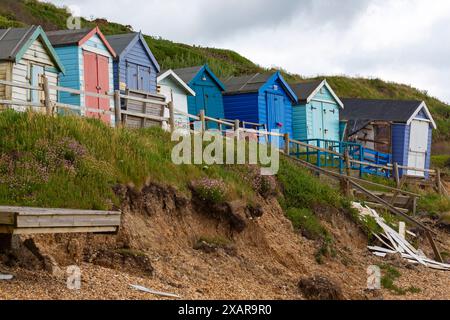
[46,0,450,103]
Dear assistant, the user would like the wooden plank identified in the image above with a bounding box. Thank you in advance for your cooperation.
[0,206,120,216]
[121,110,168,122]
[11,226,118,235]
[363,202,409,214]
[16,215,121,228]
[0,213,15,225]
[349,180,435,234]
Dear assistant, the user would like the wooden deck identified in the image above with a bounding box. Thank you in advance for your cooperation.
[0,206,121,235]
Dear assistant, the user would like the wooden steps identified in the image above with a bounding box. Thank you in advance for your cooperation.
[0,206,121,235]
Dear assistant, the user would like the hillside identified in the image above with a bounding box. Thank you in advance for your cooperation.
[0,0,449,143]
[0,111,449,300]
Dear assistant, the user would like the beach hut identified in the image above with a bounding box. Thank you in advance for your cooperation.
[172,65,225,124]
[340,98,437,177]
[222,72,298,141]
[47,27,116,125]
[157,69,195,131]
[106,32,160,94]
[0,26,65,111]
[290,79,344,142]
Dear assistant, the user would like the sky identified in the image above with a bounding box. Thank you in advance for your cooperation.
[47,0,450,103]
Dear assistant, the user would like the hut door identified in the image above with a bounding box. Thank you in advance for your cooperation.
[267,93,284,133]
[84,51,110,123]
[311,102,324,140]
[30,64,44,103]
[407,120,429,177]
[138,66,151,92]
[126,63,138,90]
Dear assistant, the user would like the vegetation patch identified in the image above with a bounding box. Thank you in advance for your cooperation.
[191,178,228,204]
[417,193,450,217]
[0,111,255,209]
[379,264,422,295]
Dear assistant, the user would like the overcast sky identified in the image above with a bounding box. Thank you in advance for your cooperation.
[47,0,450,103]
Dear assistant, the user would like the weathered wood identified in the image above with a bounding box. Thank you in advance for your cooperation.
[349,180,435,234]
[114,90,122,127]
[436,169,443,195]
[5,226,118,235]
[284,133,290,156]
[42,75,51,115]
[425,231,444,263]
[0,206,121,235]
[0,213,15,225]
[199,110,206,133]
[393,162,400,188]
[363,202,409,214]
[168,101,175,132]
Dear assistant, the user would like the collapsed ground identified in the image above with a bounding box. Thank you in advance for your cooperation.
[0,112,449,300]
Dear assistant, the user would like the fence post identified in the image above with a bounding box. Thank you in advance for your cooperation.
[393,162,401,188]
[168,101,175,133]
[284,133,290,155]
[42,75,52,115]
[234,119,240,140]
[199,109,206,133]
[343,150,352,197]
[114,90,122,128]
[436,169,443,195]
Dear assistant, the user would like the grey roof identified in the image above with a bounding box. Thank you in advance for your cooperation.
[290,80,324,102]
[340,98,423,123]
[46,28,92,46]
[222,73,272,95]
[106,32,139,56]
[172,66,203,84]
[0,26,38,61]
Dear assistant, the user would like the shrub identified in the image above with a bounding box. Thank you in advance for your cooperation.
[191,178,228,204]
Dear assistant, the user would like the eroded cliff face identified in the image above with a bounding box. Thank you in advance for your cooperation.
[0,182,449,300]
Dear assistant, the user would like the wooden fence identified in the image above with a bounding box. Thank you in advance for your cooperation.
[0,76,444,191]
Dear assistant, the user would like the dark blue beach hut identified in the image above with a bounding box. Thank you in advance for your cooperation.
[106,32,160,93]
[173,65,225,120]
[222,72,298,139]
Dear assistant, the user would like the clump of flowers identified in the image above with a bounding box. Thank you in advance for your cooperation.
[191,178,228,204]
[242,165,278,197]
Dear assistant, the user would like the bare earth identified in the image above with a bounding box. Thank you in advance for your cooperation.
[0,186,449,300]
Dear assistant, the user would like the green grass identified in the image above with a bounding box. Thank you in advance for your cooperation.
[379,264,422,295]
[277,157,346,211]
[0,110,255,209]
[417,193,450,217]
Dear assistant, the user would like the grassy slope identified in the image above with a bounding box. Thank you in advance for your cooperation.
[0,0,449,142]
[0,111,258,209]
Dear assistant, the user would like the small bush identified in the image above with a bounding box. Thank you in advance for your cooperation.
[191,178,228,204]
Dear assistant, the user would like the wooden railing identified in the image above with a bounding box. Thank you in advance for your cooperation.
[0,77,443,190]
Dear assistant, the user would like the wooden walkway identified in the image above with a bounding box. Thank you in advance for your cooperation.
[0,206,121,235]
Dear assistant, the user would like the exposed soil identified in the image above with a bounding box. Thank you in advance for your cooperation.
[0,183,449,300]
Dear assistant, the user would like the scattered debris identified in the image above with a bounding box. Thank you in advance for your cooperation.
[353,202,450,271]
[0,274,13,280]
[130,284,181,299]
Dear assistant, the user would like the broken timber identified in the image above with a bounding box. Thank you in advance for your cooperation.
[285,154,443,263]
[0,206,121,235]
